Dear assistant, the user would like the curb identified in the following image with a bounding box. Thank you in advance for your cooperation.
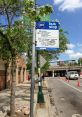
[34,79,59,117]
[34,80,50,117]
[45,79,59,117]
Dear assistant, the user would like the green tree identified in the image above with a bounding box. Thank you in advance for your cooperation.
[0,0,53,116]
[22,1,69,73]
[78,58,82,65]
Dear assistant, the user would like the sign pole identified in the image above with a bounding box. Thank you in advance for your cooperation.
[30,0,36,117]
[30,21,36,117]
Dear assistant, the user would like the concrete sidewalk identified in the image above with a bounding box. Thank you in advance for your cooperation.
[0,81,31,117]
[0,79,53,117]
[34,80,52,117]
[34,79,59,117]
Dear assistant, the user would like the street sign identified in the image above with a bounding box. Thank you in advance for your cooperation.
[40,55,47,68]
[36,21,59,50]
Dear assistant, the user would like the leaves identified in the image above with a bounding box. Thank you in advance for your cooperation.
[59,28,69,52]
[0,0,69,72]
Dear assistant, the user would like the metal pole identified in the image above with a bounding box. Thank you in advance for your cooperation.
[37,52,45,103]
[30,21,36,117]
[30,0,36,117]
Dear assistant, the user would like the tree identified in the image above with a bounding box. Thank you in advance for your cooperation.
[78,58,82,65]
[0,0,69,116]
[0,0,53,116]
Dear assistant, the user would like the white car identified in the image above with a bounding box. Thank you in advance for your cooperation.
[65,71,79,80]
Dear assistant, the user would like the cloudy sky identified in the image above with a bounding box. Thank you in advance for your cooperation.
[0,0,82,61]
[37,0,82,60]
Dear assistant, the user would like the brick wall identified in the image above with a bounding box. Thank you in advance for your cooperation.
[0,70,6,90]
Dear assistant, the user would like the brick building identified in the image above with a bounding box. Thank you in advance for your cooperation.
[0,56,27,90]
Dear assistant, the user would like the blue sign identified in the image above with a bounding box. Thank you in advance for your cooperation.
[36,47,59,51]
[36,21,59,50]
[36,21,59,30]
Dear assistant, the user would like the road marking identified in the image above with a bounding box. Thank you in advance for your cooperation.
[58,79,82,93]
[72,114,81,117]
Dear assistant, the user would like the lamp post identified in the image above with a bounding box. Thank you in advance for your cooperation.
[37,51,45,103]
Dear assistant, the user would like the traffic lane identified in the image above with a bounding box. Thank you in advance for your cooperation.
[48,78,82,117]
[47,78,82,117]
[60,77,82,91]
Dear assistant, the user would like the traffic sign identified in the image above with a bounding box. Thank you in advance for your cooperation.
[40,55,47,68]
[36,21,59,50]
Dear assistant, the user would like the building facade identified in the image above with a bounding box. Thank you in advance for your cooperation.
[0,56,27,91]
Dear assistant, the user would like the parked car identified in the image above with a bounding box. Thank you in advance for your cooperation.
[65,71,79,80]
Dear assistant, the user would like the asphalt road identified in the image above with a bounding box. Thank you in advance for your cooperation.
[47,77,82,117]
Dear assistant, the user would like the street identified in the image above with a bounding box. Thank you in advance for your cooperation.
[47,77,82,117]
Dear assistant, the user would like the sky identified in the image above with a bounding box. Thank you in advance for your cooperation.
[37,0,82,61]
[0,0,82,61]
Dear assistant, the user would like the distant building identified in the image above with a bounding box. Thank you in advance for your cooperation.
[57,61,65,66]
[57,60,77,66]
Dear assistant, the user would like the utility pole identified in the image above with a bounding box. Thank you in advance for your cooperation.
[30,0,36,117]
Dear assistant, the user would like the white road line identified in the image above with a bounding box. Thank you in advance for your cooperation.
[58,79,82,93]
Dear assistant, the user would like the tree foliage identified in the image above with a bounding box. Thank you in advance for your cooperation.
[78,58,82,65]
[0,0,53,116]
[0,0,69,114]
[0,0,53,59]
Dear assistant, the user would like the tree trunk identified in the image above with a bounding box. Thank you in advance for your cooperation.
[10,59,16,116]
[5,63,9,89]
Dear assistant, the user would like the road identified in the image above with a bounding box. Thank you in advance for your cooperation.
[47,77,82,117]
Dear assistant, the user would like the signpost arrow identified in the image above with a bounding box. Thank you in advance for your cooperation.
[40,55,47,68]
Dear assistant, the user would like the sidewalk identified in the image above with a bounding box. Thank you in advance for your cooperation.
[0,79,55,117]
[34,79,59,117]
[34,80,52,117]
[0,81,31,117]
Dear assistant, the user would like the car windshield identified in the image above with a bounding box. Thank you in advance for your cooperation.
[70,71,78,74]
